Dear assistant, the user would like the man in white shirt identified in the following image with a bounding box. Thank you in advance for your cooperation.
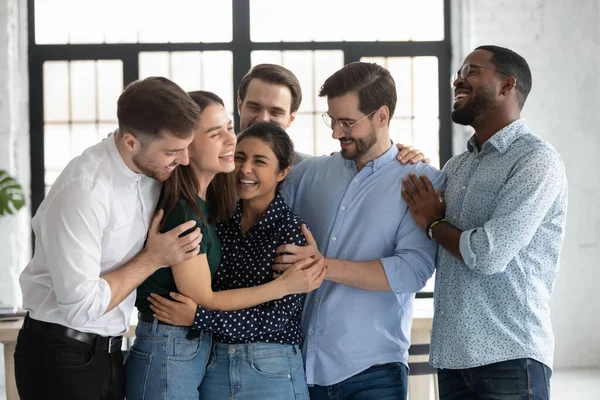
[15,77,203,400]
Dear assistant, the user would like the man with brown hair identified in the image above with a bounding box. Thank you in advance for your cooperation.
[271,61,445,399]
[15,77,204,400]
[237,63,425,165]
[237,63,311,164]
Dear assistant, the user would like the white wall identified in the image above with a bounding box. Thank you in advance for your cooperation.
[451,0,600,368]
[0,0,29,388]
[0,0,29,307]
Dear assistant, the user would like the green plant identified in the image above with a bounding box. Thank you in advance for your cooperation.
[0,170,25,216]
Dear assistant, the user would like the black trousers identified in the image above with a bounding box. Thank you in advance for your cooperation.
[14,316,124,400]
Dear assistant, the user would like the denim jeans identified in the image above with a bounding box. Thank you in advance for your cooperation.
[124,319,212,400]
[438,358,552,400]
[309,362,409,400]
[198,342,310,400]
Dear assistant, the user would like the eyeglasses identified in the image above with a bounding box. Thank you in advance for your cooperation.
[450,63,510,87]
[321,110,377,134]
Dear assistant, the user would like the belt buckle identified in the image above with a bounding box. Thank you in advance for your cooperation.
[108,336,121,353]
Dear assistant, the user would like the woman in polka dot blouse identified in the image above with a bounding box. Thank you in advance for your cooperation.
[125,93,324,400]
[191,121,322,399]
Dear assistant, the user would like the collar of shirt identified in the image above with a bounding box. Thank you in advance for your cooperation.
[106,134,142,181]
[232,192,290,235]
[343,140,398,173]
[467,118,528,155]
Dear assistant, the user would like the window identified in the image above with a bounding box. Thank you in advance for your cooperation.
[138,51,235,113]
[34,0,232,44]
[250,0,444,42]
[362,56,441,168]
[43,60,122,191]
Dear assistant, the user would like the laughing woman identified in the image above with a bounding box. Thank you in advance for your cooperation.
[149,121,320,399]
[124,92,323,400]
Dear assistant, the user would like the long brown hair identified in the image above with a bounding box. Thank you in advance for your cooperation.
[157,91,237,230]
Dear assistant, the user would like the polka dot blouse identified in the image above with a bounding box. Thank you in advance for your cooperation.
[191,192,307,345]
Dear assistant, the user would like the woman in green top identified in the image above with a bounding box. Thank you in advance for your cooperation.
[124,91,323,400]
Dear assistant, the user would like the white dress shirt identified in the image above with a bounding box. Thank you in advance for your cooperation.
[20,135,161,336]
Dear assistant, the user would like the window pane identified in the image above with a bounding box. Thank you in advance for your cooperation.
[139,51,234,113]
[315,114,337,156]
[361,56,440,168]
[250,50,344,156]
[413,57,439,118]
[201,52,234,113]
[287,114,314,156]
[389,118,414,148]
[250,0,443,42]
[413,118,440,169]
[70,61,97,122]
[43,62,70,122]
[171,52,203,91]
[139,52,170,79]
[35,0,232,44]
[97,61,124,122]
[44,61,122,188]
[44,124,71,172]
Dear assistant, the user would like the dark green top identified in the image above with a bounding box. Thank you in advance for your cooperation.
[135,197,221,314]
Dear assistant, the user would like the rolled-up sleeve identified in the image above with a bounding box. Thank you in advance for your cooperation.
[459,149,565,274]
[381,169,446,293]
[40,180,111,328]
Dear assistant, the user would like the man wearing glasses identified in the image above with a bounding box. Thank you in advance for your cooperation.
[271,61,445,399]
[402,46,567,399]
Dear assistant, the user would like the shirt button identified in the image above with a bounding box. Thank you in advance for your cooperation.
[309,328,315,334]
[340,206,346,210]
[353,178,359,183]
[439,310,445,317]
[314,297,320,303]
[331,236,337,241]
[228,347,236,355]
[461,186,467,190]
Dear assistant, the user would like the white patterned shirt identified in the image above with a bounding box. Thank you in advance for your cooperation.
[430,119,568,370]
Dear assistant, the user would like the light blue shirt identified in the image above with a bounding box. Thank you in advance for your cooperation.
[281,144,445,386]
[429,119,568,370]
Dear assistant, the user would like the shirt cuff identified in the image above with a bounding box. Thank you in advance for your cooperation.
[97,278,113,317]
[192,305,214,331]
[459,229,477,267]
[379,257,402,292]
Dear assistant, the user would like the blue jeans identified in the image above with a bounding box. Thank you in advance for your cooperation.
[438,358,552,400]
[124,319,212,400]
[309,362,409,400]
[198,342,310,399]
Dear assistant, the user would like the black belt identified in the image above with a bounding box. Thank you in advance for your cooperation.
[138,310,171,325]
[22,314,123,353]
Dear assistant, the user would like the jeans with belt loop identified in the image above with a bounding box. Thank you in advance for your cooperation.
[124,318,212,400]
[199,342,310,400]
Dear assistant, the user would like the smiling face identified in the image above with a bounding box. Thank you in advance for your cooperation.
[129,131,193,182]
[234,137,289,203]
[451,49,506,126]
[237,78,296,131]
[188,103,237,176]
[326,91,383,162]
